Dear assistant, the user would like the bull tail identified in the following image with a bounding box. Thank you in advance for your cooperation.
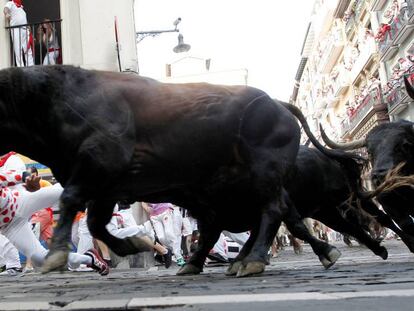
[279,101,367,195]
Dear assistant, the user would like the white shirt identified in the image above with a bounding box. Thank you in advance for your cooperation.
[4,1,27,26]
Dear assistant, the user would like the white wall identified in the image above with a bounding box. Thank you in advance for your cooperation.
[75,0,137,71]
[0,0,12,68]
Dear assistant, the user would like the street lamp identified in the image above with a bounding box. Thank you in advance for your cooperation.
[136,17,191,53]
[173,33,191,53]
[136,18,191,74]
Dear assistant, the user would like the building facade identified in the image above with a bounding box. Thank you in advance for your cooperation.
[292,0,414,145]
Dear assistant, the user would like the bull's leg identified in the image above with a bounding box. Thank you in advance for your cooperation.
[87,200,152,256]
[226,226,263,276]
[235,97,300,277]
[236,200,283,277]
[361,199,414,253]
[315,210,388,260]
[177,222,221,276]
[42,186,85,273]
[282,196,341,269]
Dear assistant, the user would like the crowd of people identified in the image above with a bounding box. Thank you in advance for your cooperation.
[0,152,203,276]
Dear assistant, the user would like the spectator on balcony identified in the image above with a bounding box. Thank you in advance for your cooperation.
[38,19,61,65]
[353,94,361,108]
[3,0,34,67]
[368,76,381,91]
[390,0,400,20]
[398,57,412,73]
[375,23,391,42]
[360,86,369,102]
[407,53,414,64]
[391,63,404,81]
[330,67,339,81]
[383,81,394,96]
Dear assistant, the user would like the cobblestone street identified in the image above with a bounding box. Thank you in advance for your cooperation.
[1,239,414,310]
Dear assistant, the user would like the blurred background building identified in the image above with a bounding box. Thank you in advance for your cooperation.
[291,0,414,146]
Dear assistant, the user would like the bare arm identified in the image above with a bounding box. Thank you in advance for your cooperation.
[3,7,11,22]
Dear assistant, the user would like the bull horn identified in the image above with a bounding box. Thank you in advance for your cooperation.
[404,76,414,99]
[320,125,366,150]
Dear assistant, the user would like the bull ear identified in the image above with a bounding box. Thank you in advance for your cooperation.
[404,76,414,99]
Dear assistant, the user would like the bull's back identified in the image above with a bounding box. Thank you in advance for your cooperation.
[115,76,275,176]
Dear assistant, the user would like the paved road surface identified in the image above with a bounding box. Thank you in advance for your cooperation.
[1,239,414,310]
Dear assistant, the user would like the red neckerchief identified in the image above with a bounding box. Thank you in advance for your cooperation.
[0,152,16,167]
[13,0,23,8]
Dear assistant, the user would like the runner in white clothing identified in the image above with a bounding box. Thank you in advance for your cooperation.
[0,153,109,275]
[107,202,172,268]
[0,233,21,275]
[3,1,34,67]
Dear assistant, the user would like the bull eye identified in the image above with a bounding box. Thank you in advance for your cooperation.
[402,141,411,151]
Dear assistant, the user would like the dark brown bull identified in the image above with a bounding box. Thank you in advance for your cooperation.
[320,76,414,252]
[0,65,320,277]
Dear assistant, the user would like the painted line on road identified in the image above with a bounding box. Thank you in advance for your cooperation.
[2,288,414,310]
[128,288,414,308]
[273,252,412,266]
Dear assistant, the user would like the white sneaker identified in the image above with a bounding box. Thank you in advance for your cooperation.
[0,268,22,276]
[22,266,34,274]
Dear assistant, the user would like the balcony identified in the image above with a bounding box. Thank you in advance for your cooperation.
[387,65,414,114]
[340,118,350,137]
[408,0,414,23]
[386,86,409,114]
[371,0,387,11]
[5,19,62,67]
[331,65,351,96]
[354,0,366,21]
[348,87,382,133]
[378,7,414,62]
[345,15,356,37]
[350,37,377,83]
[394,1,414,44]
[319,28,346,74]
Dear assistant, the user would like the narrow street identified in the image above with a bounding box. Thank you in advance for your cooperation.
[1,239,414,310]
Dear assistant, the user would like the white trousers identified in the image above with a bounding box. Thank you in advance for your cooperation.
[43,51,58,65]
[11,27,34,67]
[171,207,184,260]
[76,214,94,255]
[108,223,152,240]
[1,184,91,268]
[150,210,176,250]
[0,233,21,269]
[222,231,249,246]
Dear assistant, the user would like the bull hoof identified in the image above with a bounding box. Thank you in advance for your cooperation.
[176,263,202,275]
[319,247,341,269]
[377,246,388,260]
[236,261,265,278]
[225,261,242,276]
[41,250,68,273]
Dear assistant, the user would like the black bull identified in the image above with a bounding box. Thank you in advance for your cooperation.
[0,65,332,277]
[179,145,389,276]
[320,76,414,252]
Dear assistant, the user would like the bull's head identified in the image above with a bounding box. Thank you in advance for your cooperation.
[321,76,414,186]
